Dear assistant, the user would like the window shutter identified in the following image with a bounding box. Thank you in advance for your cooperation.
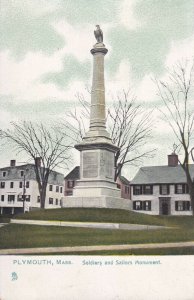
[183,201,186,211]
[133,186,135,195]
[140,201,143,210]
[175,185,177,194]
[186,184,189,194]
[186,201,190,210]
[182,184,185,194]
[148,201,151,211]
[140,186,142,195]
[159,185,162,195]
[133,201,136,210]
[143,201,146,210]
[167,185,170,194]
[175,201,178,211]
[142,186,145,194]
[151,185,153,194]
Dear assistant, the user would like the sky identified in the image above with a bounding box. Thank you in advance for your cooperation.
[0,0,194,179]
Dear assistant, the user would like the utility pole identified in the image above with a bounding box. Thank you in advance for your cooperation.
[23,174,26,213]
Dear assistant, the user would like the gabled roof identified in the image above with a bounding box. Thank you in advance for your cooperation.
[118,175,130,185]
[0,163,64,184]
[131,164,194,185]
[65,166,80,180]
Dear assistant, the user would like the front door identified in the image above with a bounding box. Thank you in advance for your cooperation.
[162,202,169,215]
[159,198,171,215]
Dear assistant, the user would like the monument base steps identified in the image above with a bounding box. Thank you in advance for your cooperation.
[62,196,132,211]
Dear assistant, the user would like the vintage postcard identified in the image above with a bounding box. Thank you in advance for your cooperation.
[0,1,194,299]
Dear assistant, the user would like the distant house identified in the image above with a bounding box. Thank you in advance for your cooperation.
[64,166,131,199]
[130,152,193,215]
[64,166,80,196]
[0,160,64,214]
[116,175,131,199]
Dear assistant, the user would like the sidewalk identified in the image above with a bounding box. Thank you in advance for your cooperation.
[0,241,194,255]
[10,219,172,231]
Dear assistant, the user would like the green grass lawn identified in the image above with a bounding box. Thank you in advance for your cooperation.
[13,207,193,227]
[36,247,194,256]
[0,208,194,254]
[0,214,11,223]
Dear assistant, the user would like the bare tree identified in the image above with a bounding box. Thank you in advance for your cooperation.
[155,60,194,215]
[2,122,71,208]
[63,90,154,181]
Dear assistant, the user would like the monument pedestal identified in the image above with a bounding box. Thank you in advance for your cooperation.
[62,142,132,210]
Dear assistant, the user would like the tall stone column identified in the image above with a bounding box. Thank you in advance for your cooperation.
[84,42,110,141]
[90,44,108,130]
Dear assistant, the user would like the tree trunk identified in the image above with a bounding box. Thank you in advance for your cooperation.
[40,184,47,209]
[183,164,194,216]
[188,183,194,216]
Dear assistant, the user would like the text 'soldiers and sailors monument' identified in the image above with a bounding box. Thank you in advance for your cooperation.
[62,26,132,210]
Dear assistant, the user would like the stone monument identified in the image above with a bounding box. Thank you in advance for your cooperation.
[62,26,132,210]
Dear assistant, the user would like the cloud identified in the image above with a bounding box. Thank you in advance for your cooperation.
[0,50,66,100]
[107,0,194,79]
[54,0,119,25]
[165,35,194,67]
[0,0,65,59]
[119,0,140,30]
[136,74,157,103]
[42,55,91,88]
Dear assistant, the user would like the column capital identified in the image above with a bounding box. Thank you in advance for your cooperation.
[91,43,108,55]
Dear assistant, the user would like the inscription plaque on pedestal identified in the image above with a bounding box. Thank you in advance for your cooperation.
[83,152,98,178]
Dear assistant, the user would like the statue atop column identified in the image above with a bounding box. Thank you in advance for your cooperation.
[94,25,103,43]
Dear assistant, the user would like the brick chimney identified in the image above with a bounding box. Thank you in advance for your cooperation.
[168,152,178,167]
[35,157,42,167]
[10,160,16,167]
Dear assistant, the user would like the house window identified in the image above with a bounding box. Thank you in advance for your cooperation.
[125,186,130,194]
[133,186,142,195]
[8,195,15,202]
[160,184,170,195]
[20,171,24,177]
[56,199,58,205]
[19,182,23,188]
[26,181,29,188]
[133,201,142,210]
[0,182,5,188]
[133,185,153,195]
[49,197,53,204]
[60,187,63,193]
[37,196,40,203]
[67,180,74,188]
[17,195,23,202]
[1,195,4,201]
[25,195,31,202]
[49,185,53,191]
[175,201,190,211]
[175,184,188,194]
[175,184,183,194]
[143,201,151,211]
[56,186,59,192]
[133,201,151,211]
[117,183,121,189]
[143,185,153,195]
[2,171,6,177]
[10,182,14,188]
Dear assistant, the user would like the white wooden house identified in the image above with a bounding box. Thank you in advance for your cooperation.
[131,153,193,215]
[0,160,64,214]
